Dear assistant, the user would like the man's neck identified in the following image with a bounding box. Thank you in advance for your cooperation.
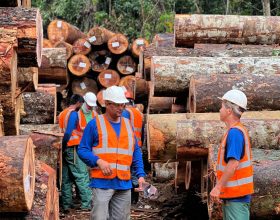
[225,117,240,129]
[104,112,120,123]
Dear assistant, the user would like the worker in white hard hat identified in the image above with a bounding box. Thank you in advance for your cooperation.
[78,85,146,220]
[61,92,99,213]
[210,89,254,220]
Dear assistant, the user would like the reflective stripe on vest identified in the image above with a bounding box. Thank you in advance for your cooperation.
[126,107,143,147]
[91,115,134,180]
[78,110,97,131]
[216,123,254,198]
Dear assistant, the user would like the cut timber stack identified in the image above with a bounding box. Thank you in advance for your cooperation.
[38,48,68,84]
[18,67,38,92]
[0,104,3,136]
[0,135,35,212]
[0,7,43,67]
[174,14,280,47]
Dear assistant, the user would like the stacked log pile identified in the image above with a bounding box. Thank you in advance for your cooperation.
[142,14,280,219]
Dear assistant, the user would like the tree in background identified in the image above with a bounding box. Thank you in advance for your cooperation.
[32,0,280,40]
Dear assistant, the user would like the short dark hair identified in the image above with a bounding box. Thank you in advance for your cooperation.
[69,94,84,105]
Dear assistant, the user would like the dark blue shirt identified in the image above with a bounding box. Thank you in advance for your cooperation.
[77,117,146,190]
[62,111,78,147]
[223,128,251,203]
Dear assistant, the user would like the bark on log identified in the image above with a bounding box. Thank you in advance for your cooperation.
[53,41,73,60]
[131,38,149,58]
[47,20,86,44]
[38,68,68,85]
[73,38,91,55]
[68,54,91,76]
[0,0,21,7]
[152,33,174,48]
[43,39,53,48]
[135,78,149,100]
[189,74,280,113]
[119,75,135,97]
[175,14,280,47]
[117,55,136,75]
[0,7,43,67]
[0,104,3,136]
[21,91,56,124]
[0,135,35,212]
[87,27,115,45]
[148,97,174,114]
[147,112,280,162]
[98,69,120,88]
[72,77,98,96]
[18,67,38,92]
[107,34,129,54]
[151,56,280,97]
[88,50,112,72]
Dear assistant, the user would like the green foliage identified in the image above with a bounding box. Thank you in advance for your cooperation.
[31,0,280,41]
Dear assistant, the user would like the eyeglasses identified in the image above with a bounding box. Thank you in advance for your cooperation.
[107,102,125,108]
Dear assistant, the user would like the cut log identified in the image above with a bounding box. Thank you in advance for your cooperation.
[0,104,3,136]
[88,50,112,72]
[21,0,31,8]
[107,33,129,54]
[72,38,91,55]
[131,38,149,58]
[43,39,53,48]
[97,89,105,107]
[117,55,136,75]
[148,97,174,114]
[53,41,73,59]
[0,135,35,212]
[0,0,21,7]
[18,67,38,92]
[171,104,186,113]
[72,77,98,96]
[135,78,149,100]
[25,160,59,219]
[0,7,43,67]
[87,26,115,45]
[98,69,120,88]
[21,91,56,124]
[47,19,86,44]
[119,75,135,98]
[175,14,280,47]
[152,33,174,48]
[151,56,280,96]
[38,68,68,85]
[147,111,280,162]
[68,54,91,76]
[189,74,280,113]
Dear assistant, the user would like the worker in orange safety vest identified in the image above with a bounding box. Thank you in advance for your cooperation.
[210,89,254,220]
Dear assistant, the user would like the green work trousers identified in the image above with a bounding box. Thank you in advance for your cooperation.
[61,146,92,210]
[222,201,250,220]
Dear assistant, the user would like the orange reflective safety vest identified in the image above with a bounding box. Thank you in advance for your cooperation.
[126,107,143,147]
[91,115,135,180]
[216,122,254,199]
[77,109,98,132]
[58,108,81,146]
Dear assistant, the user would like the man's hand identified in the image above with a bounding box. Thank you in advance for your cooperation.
[137,177,145,191]
[210,185,222,204]
[97,159,112,176]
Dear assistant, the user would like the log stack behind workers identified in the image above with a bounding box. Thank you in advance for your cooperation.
[78,85,146,220]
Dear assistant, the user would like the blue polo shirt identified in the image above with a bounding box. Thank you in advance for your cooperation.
[77,117,146,190]
[223,128,251,203]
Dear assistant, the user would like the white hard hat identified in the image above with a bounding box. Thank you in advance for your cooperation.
[219,89,247,109]
[83,92,97,107]
[103,86,129,104]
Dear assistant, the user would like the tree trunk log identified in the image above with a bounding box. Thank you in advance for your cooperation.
[72,77,98,96]
[53,41,73,60]
[73,38,91,55]
[87,27,115,45]
[131,38,149,58]
[47,20,86,44]
[0,104,3,136]
[68,54,91,76]
[98,69,120,88]
[97,89,105,107]
[135,78,149,100]
[152,33,174,48]
[0,0,21,7]
[0,7,43,67]
[171,104,186,113]
[21,0,31,8]
[107,34,128,54]
[0,135,35,212]
[189,74,280,113]
[43,39,53,48]
[88,50,112,72]
[38,68,68,85]
[151,56,280,97]
[119,75,135,98]
[174,14,280,47]
[147,112,280,162]
[18,67,38,92]
[117,55,136,75]
[148,97,174,114]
